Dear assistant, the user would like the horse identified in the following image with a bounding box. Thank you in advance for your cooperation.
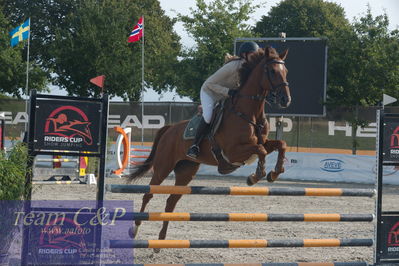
[127,46,291,242]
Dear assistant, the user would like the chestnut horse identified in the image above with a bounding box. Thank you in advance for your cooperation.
[127,46,291,241]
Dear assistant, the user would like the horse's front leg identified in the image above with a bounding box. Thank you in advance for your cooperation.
[231,144,266,186]
[264,139,287,182]
[247,155,267,186]
[225,142,267,186]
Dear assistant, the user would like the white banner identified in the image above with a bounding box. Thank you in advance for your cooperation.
[197,152,399,185]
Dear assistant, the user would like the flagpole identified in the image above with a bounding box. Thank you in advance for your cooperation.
[141,16,145,146]
[24,18,31,132]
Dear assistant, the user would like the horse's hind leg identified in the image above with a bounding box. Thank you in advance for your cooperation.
[158,160,200,241]
[264,140,287,182]
[130,162,176,238]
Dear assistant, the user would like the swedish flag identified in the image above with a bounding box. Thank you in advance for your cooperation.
[10,18,30,47]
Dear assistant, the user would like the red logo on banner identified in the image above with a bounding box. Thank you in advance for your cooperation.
[44,106,93,145]
[388,221,399,246]
[391,126,399,148]
[39,217,87,251]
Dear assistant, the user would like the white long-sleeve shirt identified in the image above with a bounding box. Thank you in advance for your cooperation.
[201,58,243,101]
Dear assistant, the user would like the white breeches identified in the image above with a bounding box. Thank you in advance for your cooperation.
[200,89,216,123]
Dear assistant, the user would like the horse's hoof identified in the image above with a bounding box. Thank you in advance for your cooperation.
[246,174,256,186]
[275,166,285,174]
[153,248,161,253]
[128,226,138,239]
[266,171,276,183]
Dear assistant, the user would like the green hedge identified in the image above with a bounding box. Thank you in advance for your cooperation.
[0,143,28,200]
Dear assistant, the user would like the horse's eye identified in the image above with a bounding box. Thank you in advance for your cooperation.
[270,69,276,75]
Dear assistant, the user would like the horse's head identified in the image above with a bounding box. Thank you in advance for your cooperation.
[261,46,291,108]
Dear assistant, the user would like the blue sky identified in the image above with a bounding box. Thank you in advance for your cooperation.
[50,0,399,102]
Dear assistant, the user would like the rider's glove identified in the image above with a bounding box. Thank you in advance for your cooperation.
[228,89,238,97]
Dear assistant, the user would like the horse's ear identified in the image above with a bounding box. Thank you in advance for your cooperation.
[279,49,289,60]
[264,46,272,58]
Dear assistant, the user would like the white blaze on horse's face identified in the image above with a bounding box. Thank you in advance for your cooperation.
[264,49,291,108]
[278,49,291,108]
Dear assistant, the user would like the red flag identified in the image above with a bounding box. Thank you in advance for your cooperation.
[90,75,105,88]
[128,16,143,43]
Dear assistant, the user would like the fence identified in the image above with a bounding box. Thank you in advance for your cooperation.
[2,99,399,153]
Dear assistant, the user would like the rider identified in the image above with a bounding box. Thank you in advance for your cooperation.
[186,41,260,159]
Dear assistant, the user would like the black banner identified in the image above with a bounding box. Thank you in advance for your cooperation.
[380,215,399,260]
[383,117,399,162]
[235,39,327,116]
[33,99,102,152]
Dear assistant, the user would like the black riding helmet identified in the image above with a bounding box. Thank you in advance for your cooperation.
[238,41,259,56]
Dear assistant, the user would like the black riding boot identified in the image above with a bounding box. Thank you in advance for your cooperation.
[186,118,210,159]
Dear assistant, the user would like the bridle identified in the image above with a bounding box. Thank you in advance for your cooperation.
[235,58,289,102]
[265,59,289,92]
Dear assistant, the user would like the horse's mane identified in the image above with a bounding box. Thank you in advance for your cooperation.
[239,46,280,89]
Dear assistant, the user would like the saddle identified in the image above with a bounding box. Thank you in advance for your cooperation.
[183,100,240,175]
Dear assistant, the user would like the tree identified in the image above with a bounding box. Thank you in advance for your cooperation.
[0,4,47,97]
[3,0,181,100]
[254,0,399,153]
[254,0,350,37]
[329,8,399,107]
[254,0,354,107]
[176,0,261,100]
[332,9,399,153]
[3,0,77,71]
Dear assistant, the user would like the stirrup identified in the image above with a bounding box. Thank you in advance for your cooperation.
[187,145,200,159]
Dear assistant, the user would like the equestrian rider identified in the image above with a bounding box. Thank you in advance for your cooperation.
[186,41,260,159]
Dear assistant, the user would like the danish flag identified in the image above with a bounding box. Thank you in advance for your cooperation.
[128,16,143,43]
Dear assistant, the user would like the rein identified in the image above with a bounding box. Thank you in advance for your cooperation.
[235,94,267,101]
[229,105,265,145]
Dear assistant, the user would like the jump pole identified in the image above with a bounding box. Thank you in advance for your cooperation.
[106,184,375,197]
[109,238,374,249]
[104,263,367,266]
[110,212,374,222]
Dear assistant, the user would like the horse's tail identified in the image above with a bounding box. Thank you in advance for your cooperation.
[126,125,171,183]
